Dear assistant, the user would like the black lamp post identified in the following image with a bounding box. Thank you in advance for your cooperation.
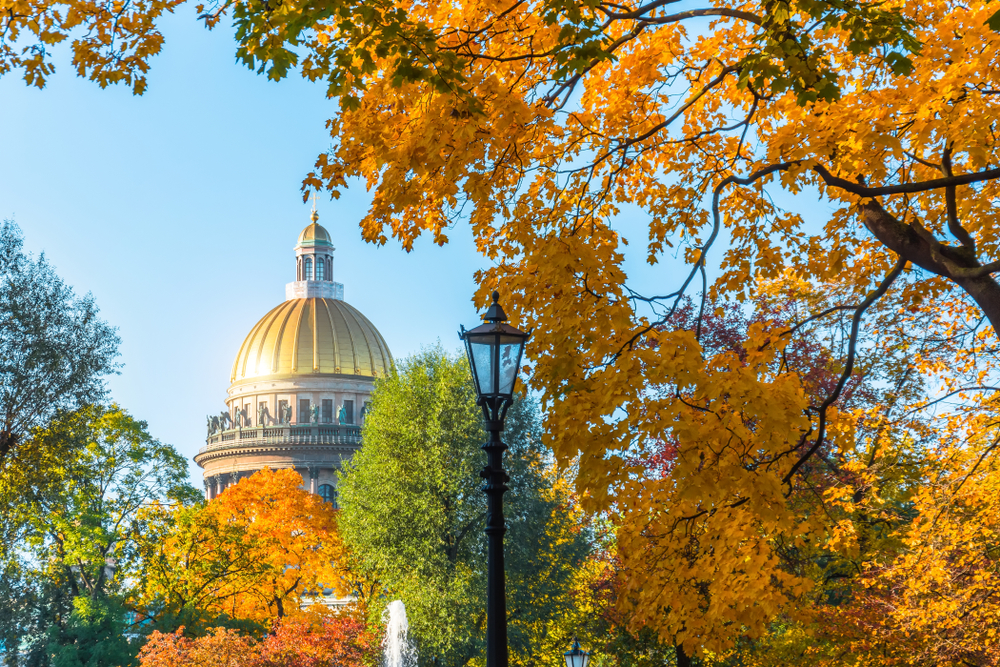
[460,291,530,667]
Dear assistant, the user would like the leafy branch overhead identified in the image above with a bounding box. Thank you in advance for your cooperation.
[200,0,1000,660]
[197,0,921,110]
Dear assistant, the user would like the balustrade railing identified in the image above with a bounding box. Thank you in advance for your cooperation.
[200,424,362,454]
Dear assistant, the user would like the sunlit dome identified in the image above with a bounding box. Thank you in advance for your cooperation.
[230,297,392,383]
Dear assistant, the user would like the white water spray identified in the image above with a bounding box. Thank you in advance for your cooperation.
[382,600,417,667]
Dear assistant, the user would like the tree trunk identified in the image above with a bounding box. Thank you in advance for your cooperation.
[0,430,15,467]
[675,644,692,667]
[854,200,1000,335]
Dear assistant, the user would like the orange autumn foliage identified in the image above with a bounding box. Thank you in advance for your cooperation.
[191,0,1000,657]
[821,425,1000,667]
[136,467,349,625]
[1,0,181,92]
[138,615,372,667]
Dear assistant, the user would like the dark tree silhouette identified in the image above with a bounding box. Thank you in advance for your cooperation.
[0,219,119,467]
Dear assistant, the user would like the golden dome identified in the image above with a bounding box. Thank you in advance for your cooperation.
[231,298,392,383]
[297,220,334,248]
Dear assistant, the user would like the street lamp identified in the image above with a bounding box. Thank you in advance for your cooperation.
[460,291,530,667]
[564,638,590,667]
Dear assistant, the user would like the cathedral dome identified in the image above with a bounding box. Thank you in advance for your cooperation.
[230,297,392,383]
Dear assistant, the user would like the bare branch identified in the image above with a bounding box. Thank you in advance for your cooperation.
[941,143,977,254]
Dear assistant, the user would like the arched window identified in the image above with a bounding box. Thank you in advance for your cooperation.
[304,257,313,280]
[318,483,337,507]
[316,255,325,281]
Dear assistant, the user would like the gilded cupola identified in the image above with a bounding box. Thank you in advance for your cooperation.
[229,209,393,385]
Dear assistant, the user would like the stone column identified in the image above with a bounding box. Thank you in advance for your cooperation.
[203,478,211,501]
[309,466,319,494]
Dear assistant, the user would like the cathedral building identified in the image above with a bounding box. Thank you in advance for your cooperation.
[194,211,393,503]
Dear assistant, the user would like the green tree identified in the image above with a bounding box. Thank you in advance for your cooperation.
[0,220,119,470]
[0,404,199,666]
[337,347,589,667]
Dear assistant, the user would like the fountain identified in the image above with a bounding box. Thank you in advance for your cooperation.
[382,600,417,667]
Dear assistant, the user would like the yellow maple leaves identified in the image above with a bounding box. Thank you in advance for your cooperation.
[13,0,1000,657]
[2,0,181,91]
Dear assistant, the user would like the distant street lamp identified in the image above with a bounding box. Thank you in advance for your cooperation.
[460,291,530,667]
[564,638,590,667]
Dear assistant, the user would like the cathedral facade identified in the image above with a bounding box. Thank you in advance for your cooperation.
[194,212,393,503]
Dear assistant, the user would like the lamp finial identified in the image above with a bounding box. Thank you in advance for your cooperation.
[484,291,508,323]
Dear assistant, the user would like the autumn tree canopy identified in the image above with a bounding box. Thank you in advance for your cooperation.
[136,467,348,630]
[0,0,183,92]
[189,0,1000,659]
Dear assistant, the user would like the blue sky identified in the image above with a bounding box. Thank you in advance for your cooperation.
[0,10,492,482]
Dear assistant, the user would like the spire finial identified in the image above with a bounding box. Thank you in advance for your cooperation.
[310,193,319,222]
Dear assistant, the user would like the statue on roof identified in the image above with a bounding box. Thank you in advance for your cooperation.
[258,404,272,427]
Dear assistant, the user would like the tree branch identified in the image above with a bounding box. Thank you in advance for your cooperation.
[814,163,1000,198]
[783,256,906,486]
[636,8,763,26]
[940,143,977,253]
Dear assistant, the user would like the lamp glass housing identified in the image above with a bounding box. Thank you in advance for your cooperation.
[462,325,528,403]
[564,639,589,667]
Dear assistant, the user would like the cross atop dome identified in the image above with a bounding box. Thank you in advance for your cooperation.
[286,209,344,301]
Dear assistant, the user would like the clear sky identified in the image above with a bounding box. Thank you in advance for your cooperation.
[0,10,495,482]
[0,8,686,485]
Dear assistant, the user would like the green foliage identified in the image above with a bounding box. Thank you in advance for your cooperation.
[740,0,919,104]
[988,6,1000,32]
[0,219,119,470]
[209,0,473,111]
[46,597,137,667]
[337,346,589,667]
[0,556,60,667]
[0,404,199,666]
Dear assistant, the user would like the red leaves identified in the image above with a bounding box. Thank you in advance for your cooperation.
[256,615,374,667]
[139,615,374,667]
